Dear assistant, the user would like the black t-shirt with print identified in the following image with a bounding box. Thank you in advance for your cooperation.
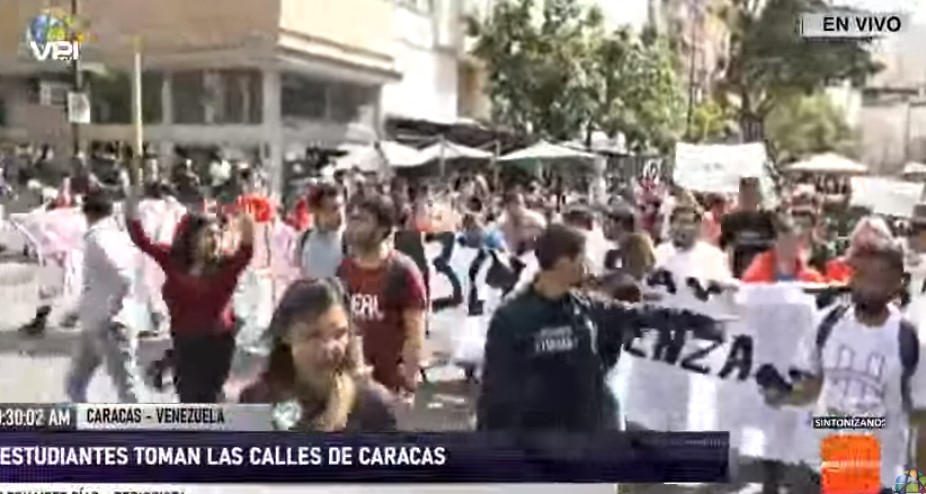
[719,210,776,278]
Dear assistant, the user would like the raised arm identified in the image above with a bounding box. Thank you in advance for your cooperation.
[124,184,172,267]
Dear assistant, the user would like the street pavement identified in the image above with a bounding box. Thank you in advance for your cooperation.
[0,254,790,494]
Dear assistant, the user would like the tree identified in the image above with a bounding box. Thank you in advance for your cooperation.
[764,92,856,162]
[687,98,737,143]
[590,29,685,151]
[468,0,685,151]
[718,0,880,140]
[467,0,598,140]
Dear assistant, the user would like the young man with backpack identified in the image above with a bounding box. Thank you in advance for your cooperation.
[762,243,926,493]
[337,194,427,407]
[294,183,346,279]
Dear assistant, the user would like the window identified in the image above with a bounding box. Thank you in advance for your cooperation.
[281,74,327,119]
[218,70,262,124]
[329,83,376,124]
[172,71,206,124]
[89,73,130,124]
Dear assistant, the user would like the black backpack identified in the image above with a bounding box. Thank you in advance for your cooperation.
[815,304,919,411]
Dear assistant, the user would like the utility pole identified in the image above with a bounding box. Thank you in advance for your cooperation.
[70,0,82,156]
[684,0,701,139]
[131,36,144,185]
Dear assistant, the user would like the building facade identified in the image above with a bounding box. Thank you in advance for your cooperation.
[0,0,421,191]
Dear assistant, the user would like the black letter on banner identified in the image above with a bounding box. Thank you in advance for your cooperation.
[646,269,677,294]
[651,327,687,364]
[718,335,754,380]
[430,232,463,311]
[622,326,647,357]
[467,249,489,316]
[686,278,724,302]
[679,339,721,374]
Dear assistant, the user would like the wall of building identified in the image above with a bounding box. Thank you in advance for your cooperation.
[380,3,460,123]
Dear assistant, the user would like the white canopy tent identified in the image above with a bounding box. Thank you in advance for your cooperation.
[786,153,868,174]
[498,140,594,163]
[334,141,426,171]
[418,141,493,163]
[903,162,926,176]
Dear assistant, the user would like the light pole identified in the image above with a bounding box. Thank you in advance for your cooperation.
[70,0,82,156]
[684,0,702,139]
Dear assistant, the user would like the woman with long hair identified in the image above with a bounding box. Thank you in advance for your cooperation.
[126,184,254,402]
[239,278,397,432]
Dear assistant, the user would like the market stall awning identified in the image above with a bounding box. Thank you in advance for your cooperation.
[498,140,594,163]
[786,153,868,174]
[418,141,493,163]
[903,162,926,176]
[334,141,426,171]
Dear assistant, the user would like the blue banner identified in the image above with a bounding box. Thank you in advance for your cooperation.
[0,431,728,483]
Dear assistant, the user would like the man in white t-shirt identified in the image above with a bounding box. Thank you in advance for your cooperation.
[655,203,731,282]
[763,243,926,493]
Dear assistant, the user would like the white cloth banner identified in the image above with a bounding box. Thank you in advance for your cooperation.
[673,142,775,200]
[850,176,923,218]
[616,281,819,464]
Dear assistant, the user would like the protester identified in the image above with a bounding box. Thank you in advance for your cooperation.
[125,184,254,402]
[741,213,824,283]
[601,204,655,280]
[337,194,428,403]
[294,183,345,279]
[477,223,723,431]
[762,242,926,494]
[825,215,895,283]
[239,278,397,432]
[497,190,546,254]
[655,203,731,281]
[459,208,507,251]
[66,189,141,403]
[720,177,776,278]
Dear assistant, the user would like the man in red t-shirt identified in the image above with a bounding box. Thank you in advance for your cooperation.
[337,194,427,404]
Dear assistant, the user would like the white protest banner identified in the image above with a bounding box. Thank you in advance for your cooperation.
[850,176,923,218]
[617,275,819,464]
[673,142,775,200]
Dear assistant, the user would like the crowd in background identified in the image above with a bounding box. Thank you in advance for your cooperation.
[2,141,925,493]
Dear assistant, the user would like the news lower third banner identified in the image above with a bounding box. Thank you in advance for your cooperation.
[0,431,729,483]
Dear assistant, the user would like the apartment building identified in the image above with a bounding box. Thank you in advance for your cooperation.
[0,0,479,190]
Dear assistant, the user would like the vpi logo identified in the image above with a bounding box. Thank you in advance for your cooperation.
[23,9,85,62]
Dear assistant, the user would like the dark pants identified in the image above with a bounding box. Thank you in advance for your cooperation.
[172,332,235,403]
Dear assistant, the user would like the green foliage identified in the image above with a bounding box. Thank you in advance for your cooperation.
[764,92,855,162]
[719,0,880,136]
[469,0,684,151]
[687,98,736,143]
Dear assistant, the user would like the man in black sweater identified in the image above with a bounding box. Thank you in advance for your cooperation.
[477,223,725,431]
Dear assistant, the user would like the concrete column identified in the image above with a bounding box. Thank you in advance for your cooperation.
[261,68,283,198]
[158,71,174,163]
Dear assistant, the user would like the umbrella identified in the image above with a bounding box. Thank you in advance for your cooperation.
[903,162,926,176]
[418,141,492,163]
[786,153,868,174]
[334,141,425,171]
[498,140,594,163]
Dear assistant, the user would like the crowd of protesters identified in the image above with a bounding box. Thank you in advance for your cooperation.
[3,140,926,493]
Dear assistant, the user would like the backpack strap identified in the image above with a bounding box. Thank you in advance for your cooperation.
[298,228,348,259]
[816,303,851,353]
[898,318,919,413]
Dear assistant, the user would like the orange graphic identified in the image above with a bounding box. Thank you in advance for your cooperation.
[820,434,881,494]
